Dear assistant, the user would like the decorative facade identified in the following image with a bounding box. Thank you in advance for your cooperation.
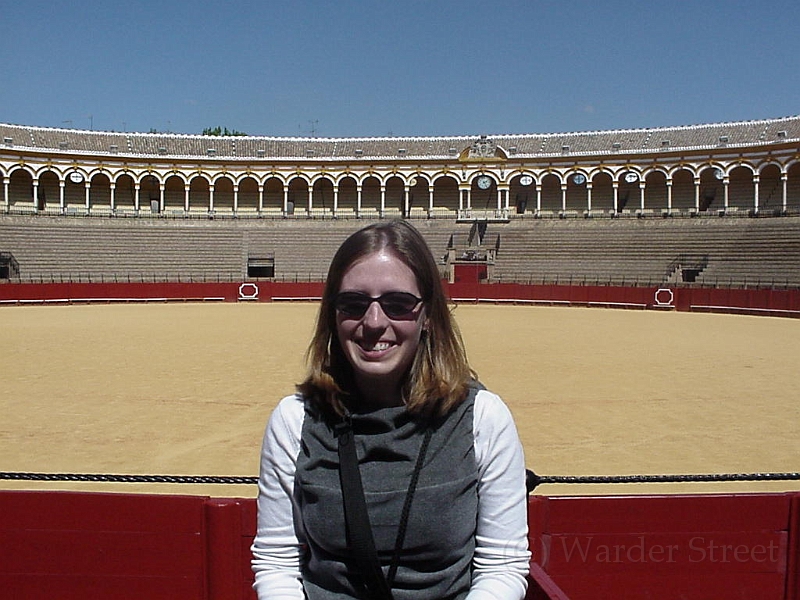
[1,116,799,220]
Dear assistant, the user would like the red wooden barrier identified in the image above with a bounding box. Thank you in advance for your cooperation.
[205,499,255,600]
[2,489,799,599]
[526,563,571,600]
[788,494,800,600]
[528,493,796,600]
[1,281,799,318]
[0,281,325,304]
[0,491,208,599]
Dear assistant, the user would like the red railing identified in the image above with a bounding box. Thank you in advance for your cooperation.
[1,280,799,318]
[526,493,800,599]
[1,489,798,599]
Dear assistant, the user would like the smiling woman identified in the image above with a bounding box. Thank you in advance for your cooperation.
[333,250,428,408]
[251,220,531,600]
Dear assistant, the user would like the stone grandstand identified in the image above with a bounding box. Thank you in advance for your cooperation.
[1,115,799,288]
[1,214,799,289]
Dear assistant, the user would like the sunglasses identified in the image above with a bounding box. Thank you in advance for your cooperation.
[334,291,424,319]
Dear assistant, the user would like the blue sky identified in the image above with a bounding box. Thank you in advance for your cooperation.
[1,0,798,138]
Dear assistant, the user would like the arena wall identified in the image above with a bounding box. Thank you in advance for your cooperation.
[1,489,798,599]
[1,280,799,318]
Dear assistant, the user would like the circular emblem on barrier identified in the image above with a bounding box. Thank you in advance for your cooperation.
[655,288,674,307]
[239,282,259,300]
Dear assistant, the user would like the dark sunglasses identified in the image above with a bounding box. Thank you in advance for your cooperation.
[334,291,424,319]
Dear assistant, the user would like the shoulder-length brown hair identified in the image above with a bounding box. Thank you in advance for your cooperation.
[297,219,475,418]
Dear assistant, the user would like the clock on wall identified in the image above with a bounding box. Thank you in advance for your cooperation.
[476,175,492,190]
[68,171,84,184]
[519,175,533,186]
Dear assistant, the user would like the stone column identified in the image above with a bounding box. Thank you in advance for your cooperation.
[639,181,645,212]
[666,179,673,214]
[753,174,760,213]
[723,177,729,211]
[586,182,593,213]
[32,179,40,213]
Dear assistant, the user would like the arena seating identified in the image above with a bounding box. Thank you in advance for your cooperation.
[0,216,244,282]
[489,216,800,288]
[1,214,799,288]
[0,216,473,283]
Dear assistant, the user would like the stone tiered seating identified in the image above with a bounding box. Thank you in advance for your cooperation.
[0,216,244,281]
[489,216,800,287]
[243,219,466,280]
[697,219,800,287]
[2,215,798,288]
[0,216,466,283]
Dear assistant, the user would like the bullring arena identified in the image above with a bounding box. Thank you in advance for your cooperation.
[1,117,800,598]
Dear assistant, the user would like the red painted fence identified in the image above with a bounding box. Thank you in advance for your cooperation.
[0,281,325,304]
[527,493,800,599]
[1,281,799,318]
[1,490,798,599]
[0,491,256,600]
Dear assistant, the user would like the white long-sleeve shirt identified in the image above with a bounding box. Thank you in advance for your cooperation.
[252,387,530,599]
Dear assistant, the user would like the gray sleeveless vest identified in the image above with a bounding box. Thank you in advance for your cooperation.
[295,388,479,599]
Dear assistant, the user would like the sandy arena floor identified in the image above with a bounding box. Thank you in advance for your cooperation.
[1,302,798,497]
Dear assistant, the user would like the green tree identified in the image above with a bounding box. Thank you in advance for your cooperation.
[202,126,247,136]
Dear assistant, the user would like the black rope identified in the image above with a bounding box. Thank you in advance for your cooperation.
[526,469,800,492]
[0,472,258,485]
[1,470,798,491]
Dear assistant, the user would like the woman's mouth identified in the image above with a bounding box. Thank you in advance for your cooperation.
[359,340,393,353]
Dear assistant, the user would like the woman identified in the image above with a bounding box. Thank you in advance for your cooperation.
[252,220,530,599]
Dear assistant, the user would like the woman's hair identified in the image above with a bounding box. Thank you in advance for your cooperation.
[297,219,475,418]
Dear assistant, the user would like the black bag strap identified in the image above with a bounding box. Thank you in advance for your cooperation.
[387,424,432,586]
[336,416,433,600]
[336,417,394,599]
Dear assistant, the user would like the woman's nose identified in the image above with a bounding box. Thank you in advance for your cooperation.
[362,299,388,326]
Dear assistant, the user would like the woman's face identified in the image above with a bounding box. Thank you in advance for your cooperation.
[335,249,427,406]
